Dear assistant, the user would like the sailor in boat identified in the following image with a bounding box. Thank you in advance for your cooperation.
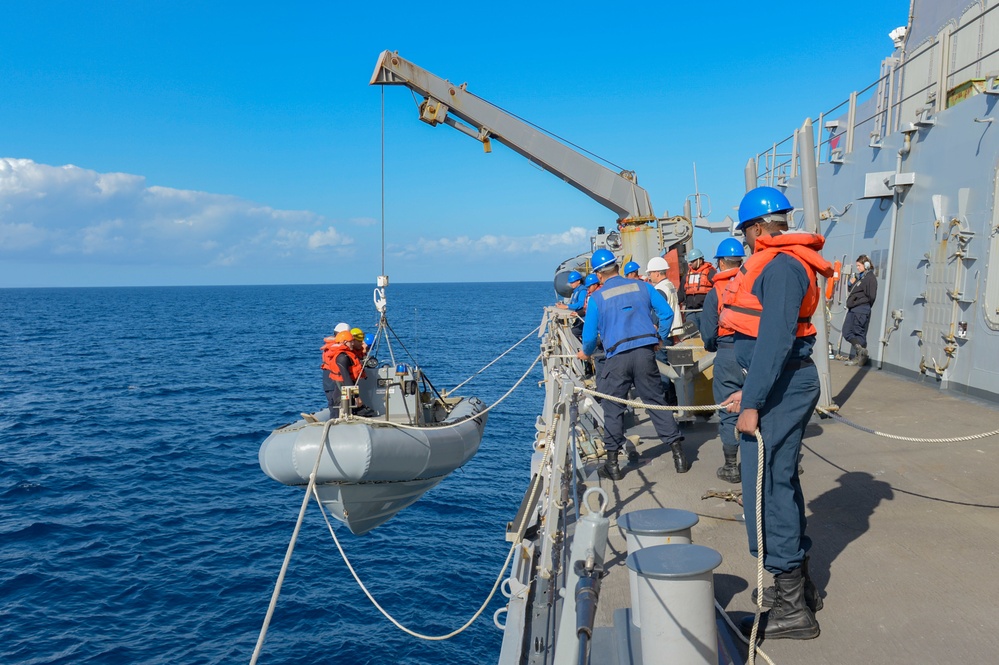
[719,186,833,640]
[682,247,717,331]
[576,248,687,481]
[699,237,747,485]
[322,329,367,419]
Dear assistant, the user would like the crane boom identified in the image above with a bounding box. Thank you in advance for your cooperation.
[370,50,656,222]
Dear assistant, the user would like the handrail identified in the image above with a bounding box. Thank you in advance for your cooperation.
[753,4,999,179]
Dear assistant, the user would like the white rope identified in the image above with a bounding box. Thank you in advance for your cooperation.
[575,386,722,412]
[249,419,335,665]
[816,406,999,442]
[347,353,542,432]
[312,484,517,640]
[715,599,776,665]
[747,428,765,665]
[447,325,541,395]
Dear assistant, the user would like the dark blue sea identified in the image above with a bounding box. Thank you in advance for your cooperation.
[0,282,554,665]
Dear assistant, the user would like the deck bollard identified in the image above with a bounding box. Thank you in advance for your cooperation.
[626,544,722,665]
[618,508,698,627]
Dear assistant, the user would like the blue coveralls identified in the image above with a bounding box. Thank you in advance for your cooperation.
[700,287,742,456]
[568,284,587,339]
[582,276,683,452]
[734,254,819,575]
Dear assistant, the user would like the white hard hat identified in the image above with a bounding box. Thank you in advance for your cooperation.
[334,322,350,333]
[646,256,670,273]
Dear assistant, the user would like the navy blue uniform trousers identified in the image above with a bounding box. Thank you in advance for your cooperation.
[740,362,819,574]
[598,345,682,451]
[843,303,872,348]
[712,342,743,454]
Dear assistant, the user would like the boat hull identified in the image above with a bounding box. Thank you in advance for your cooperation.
[259,397,487,534]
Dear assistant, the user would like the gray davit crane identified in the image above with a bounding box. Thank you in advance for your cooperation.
[369,50,692,283]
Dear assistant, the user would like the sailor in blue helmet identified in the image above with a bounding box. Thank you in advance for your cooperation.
[577,248,687,480]
[719,186,833,640]
[556,270,588,338]
[623,261,641,280]
[698,237,747,485]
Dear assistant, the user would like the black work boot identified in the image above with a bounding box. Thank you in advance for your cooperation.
[845,343,863,366]
[752,555,823,612]
[742,567,821,640]
[716,447,741,483]
[598,451,623,481]
[670,440,688,473]
[857,345,869,366]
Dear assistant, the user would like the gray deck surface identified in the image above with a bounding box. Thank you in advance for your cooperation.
[588,361,999,663]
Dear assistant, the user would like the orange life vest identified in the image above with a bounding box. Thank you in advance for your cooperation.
[322,339,363,383]
[711,267,740,338]
[685,261,716,298]
[718,233,834,338]
[825,260,841,300]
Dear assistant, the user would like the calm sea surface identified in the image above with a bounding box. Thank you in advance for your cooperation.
[0,282,554,664]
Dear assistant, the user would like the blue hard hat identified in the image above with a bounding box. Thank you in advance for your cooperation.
[714,238,747,259]
[584,273,599,287]
[590,248,617,271]
[623,261,640,276]
[738,186,793,229]
[567,270,583,284]
[685,248,704,263]
[364,333,374,346]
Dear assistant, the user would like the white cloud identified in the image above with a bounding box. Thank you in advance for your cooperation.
[0,157,355,268]
[398,226,589,257]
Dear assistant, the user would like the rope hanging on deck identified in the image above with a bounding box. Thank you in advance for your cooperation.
[817,406,999,442]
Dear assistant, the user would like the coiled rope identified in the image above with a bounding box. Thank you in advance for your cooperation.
[817,406,999,442]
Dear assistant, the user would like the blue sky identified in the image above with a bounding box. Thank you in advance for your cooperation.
[0,1,907,287]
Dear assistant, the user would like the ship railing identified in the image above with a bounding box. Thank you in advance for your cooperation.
[497,308,600,664]
[754,1,999,186]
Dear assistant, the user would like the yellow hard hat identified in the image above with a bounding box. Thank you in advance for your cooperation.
[351,327,364,341]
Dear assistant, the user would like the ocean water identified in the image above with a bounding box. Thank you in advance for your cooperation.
[0,282,554,665]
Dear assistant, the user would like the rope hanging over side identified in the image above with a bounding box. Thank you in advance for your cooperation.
[447,325,541,395]
[249,419,336,665]
[313,486,517,641]
[348,353,542,432]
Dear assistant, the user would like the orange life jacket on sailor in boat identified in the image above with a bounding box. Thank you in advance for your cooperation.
[684,261,716,298]
[718,233,834,338]
[322,332,364,383]
[711,267,741,338]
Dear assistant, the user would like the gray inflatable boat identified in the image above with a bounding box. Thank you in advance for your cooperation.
[259,362,487,534]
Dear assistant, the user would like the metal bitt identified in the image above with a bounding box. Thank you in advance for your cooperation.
[552,488,610,665]
[626,544,722,665]
[618,508,698,628]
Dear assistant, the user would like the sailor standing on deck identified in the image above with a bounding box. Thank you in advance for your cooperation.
[719,187,833,640]
[646,256,683,406]
[576,248,687,481]
[698,237,746,484]
[843,254,878,366]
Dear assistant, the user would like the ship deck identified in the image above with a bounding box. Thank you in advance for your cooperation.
[587,360,999,663]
